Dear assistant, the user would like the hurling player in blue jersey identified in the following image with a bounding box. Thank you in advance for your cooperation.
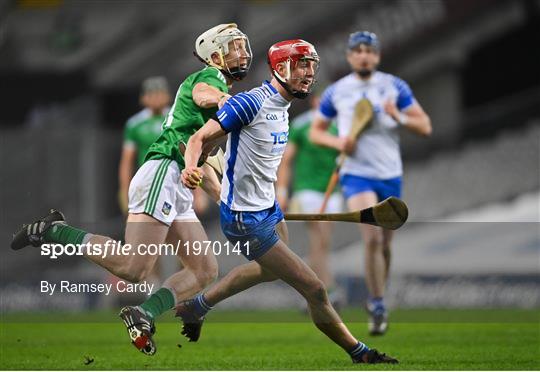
[178,40,398,364]
[310,31,432,335]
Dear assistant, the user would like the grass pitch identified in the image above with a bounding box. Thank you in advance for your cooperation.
[1,309,539,370]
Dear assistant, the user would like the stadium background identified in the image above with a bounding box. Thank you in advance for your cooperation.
[0,0,539,332]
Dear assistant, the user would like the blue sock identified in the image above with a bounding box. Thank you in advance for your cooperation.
[348,342,370,360]
[192,293,213,318]
[369,297,385,313]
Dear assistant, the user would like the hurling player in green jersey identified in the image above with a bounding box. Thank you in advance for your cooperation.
[118,76,171,215]
[12,23,252,356]
[276,92,344,309]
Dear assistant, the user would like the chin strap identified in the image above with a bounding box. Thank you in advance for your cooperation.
[223,66,248,81]
[193,51,249,81]
[273,71,310,99]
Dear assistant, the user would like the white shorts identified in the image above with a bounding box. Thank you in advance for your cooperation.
[290,190,343,214]
[128,159,198,225]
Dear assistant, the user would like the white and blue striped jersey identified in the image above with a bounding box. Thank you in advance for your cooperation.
[215,81,291,211]
[318,71,415,179]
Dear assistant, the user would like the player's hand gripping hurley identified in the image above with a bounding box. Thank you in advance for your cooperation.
[318,98,374,213]
[285,196,408,230]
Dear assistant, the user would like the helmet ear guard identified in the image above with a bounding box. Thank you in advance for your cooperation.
[193,49,226,72]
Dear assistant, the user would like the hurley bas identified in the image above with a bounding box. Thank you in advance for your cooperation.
[40,280,155,296]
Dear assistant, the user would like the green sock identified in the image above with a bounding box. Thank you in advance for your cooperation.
[140,288,175,319]
[44,224,87,245]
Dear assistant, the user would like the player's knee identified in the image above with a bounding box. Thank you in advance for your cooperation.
[304,279,328,304]
[258,268,278,283]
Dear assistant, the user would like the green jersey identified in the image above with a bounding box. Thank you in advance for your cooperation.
[123,108,168,167]
[145,66,229,167]
[288,110,339,193]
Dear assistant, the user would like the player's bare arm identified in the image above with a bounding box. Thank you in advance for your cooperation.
[384,100,432,137]
[182,119,226,189]
[181,140,224,201]
[192,82,231,109]
[199,162,221,203]
[310,116,355,154]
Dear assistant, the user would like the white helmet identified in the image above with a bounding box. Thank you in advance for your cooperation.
[194,23,252,80]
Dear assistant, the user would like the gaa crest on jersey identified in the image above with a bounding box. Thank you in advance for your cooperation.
[162,202,172,215]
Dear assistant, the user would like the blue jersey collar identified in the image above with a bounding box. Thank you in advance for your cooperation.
[263,80,278,94]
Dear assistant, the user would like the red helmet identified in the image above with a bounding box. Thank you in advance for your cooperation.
[267,39,320,98]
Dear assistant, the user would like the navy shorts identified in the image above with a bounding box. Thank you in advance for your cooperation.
[220,201,284,261]
[340,174,402,201]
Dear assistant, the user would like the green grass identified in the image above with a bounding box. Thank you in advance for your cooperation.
[1,309,539,370]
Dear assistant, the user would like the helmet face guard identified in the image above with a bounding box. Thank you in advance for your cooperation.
[194,23,252,81]
[215,33,252,81]
[275,57,320,99]
[268,40,320,99]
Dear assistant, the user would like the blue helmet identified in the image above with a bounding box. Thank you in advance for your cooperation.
[348,31,379,51]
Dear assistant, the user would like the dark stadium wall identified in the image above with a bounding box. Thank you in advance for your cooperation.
[98,86,142,129]
[461,20,540,138]
[0,70,89,124]
[462,22,540,108]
